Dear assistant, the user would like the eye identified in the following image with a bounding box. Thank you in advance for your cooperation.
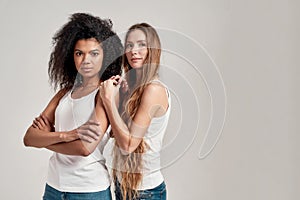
[125,43,133,49]
[91,52,99,57]
[138,42,147,48]
[74,51,82,56]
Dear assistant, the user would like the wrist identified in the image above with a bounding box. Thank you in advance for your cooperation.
[102,96,113,108]
[59,130,77,142]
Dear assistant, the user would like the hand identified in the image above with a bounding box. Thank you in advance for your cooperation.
[77,120,103,143]
[60,129,79,143]
[100,75,121,102]
[120,77,129,93]
[32,114,53,132]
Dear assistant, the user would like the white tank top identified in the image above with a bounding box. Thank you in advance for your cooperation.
[47,88,111,192]
[139,80,171,190]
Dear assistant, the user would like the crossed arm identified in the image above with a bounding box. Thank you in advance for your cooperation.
[23,88,108,156]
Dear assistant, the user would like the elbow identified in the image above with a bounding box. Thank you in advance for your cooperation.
[23,130,42,148]
[120,149,135,155]
[126,147,136,155]
[80,146,93,157]
[23,136,40,148]
[23,128,34,147]
[81,150,91,157]
[23,136,30,147]
[118,144,136,155]
[23,132,33,147]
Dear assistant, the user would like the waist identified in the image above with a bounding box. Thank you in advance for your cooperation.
[47,153,110,192]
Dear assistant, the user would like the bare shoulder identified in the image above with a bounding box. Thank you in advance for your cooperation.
[55,88,69,99]
[142,81,168,103]
[145,81,166,93]
[41,88,69,121]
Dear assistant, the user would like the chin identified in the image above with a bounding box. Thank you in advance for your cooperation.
[130,63,143,69]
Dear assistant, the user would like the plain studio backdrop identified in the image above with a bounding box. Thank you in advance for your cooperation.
[0,0,299,199]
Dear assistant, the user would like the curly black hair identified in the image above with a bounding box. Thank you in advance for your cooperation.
[48,12,123,90]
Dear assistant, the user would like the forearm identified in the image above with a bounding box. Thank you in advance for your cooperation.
[48,104,109,156]
[23,126,74,148]
[46,140,88,156]
[104,99,134,152]
[23,126,63,148]
[46,131,107,156]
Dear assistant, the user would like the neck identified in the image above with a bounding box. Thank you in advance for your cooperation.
[81,77,100,88]
[135,68,142,81]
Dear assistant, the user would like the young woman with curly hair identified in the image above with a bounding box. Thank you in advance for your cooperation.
[23,12,122,200]
[81,23,170,200]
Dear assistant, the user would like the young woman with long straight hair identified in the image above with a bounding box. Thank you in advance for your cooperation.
[81,22,171,200]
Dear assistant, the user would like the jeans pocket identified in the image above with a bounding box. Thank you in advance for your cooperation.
[137,190,152,200]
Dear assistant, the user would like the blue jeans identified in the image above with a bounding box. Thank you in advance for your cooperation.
[115,181,167,200]
[43,184,112,200]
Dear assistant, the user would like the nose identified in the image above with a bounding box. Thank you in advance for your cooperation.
[82,54,91,64]
[130,44,141,54]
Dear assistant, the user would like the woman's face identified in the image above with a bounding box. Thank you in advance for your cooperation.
[125,29,148,69]
[73,38,103,80]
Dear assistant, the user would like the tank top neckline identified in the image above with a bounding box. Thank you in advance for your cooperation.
[68,88,99,101]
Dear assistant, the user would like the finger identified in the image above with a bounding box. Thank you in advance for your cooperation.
[104,79,112,85]
[118,76,125,84]
[35,116,44,125]
[79,125,101,137]
[41,115,51,127]
[78,129,99,141]
[32,119,38,127]
[78,134,93,143]
[34,118,43,129]
[110,75,121,81]
[112,80,119,86]
[114,75,121,80]
[81,121,100,129]
[87,120,100,126]
[37,116,46,127]
[115,75,122,83]
[32,122,37,129]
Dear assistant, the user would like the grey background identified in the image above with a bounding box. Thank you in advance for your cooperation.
[0,0,299,199]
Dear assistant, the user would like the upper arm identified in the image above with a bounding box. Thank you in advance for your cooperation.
[41,88,68,125]
[127,83,168,149]
[94,92,109,133]
[132,83,168,127]
[76,93,109,155]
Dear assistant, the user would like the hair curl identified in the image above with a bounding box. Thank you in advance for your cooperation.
[48,12,123,90]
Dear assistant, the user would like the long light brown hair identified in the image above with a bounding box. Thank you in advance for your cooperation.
[112,23,161,200]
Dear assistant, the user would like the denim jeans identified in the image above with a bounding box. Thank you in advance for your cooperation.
[115,181,167,200]
[43,184,112,200]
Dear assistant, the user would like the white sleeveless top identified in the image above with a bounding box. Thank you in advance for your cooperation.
[139,80,171,190]
[47,88,111,192]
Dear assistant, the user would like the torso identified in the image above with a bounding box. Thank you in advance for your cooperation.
[47,87,110,192]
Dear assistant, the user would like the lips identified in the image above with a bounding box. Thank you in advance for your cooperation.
[81,67,93,72]
[131,58,142,62]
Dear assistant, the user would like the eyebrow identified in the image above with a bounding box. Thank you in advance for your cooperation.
[74,49,100,52]
[126,40,147,43]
